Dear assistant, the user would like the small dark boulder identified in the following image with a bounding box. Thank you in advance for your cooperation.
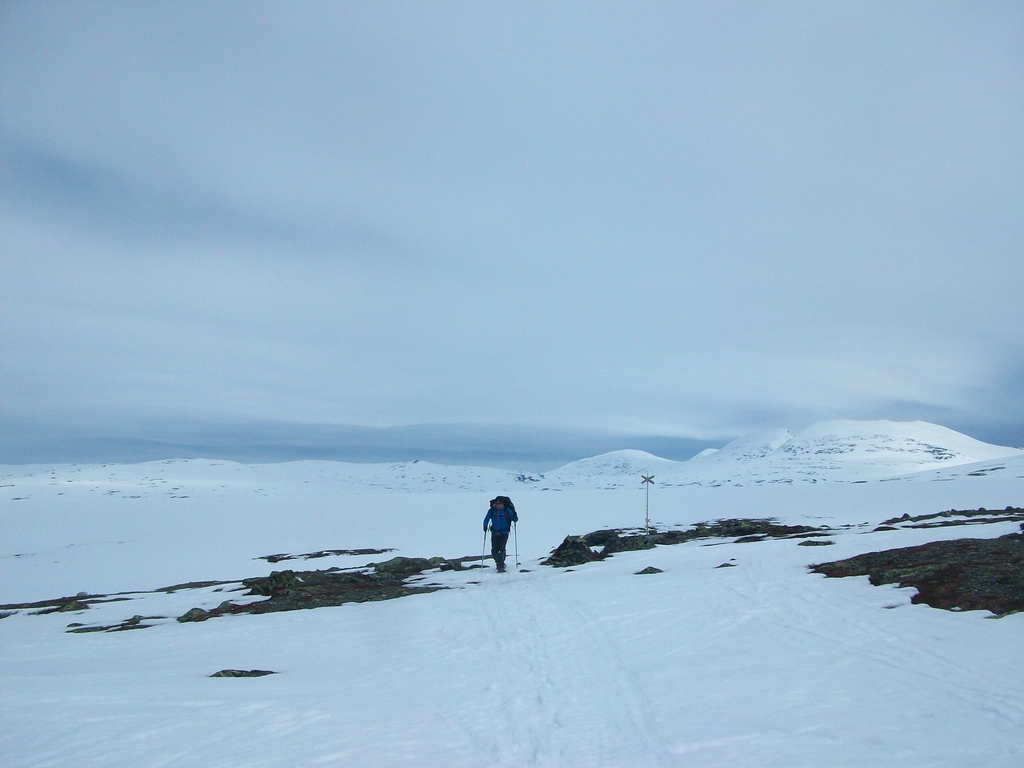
[56,600,90,612]
[582,529,626,548]
[635,566,663,575]
[543,536,603,568]
[798,539,835,546]
[580,529,655,556]
[178,607,213,623]
[244,570,297,597]
[210,669,276,678]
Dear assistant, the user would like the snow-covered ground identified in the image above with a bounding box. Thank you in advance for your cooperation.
[2,421,1022,767]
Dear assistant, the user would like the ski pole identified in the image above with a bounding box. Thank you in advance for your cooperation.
[481,528,487,569]
[514,521,519,569]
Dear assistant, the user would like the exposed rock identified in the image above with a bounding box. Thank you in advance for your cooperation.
[11,551,482,631]
[367,556,447,576]
[876,507,1024,532]
[15,597,99,614]
[244,570,298,597]
[56,600,90,612]
[211,669,276,677]
[178,607,213,623]
[545,518,825,567]
[260,548,394,563]
[581,529,630,549]
[157,580,234,593]
[810,533,1024,617]
[177,559,455,622]
[798,539,834,546]
[542,536,604,567]
[716,562,737,568]
[635,566,663,575]
[67,614,163,633]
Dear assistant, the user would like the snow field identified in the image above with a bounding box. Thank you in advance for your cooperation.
[3,453,1023,603]
[2,442,1023,767]
[2,518,1022,767]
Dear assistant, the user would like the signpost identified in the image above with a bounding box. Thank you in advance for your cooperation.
[641,474,654,536]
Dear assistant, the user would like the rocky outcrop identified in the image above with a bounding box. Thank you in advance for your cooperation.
[810,531,1024,617]
[543,518,826,567]
[67,614,164,633]
[259,548,394,563]
[543,536,606,567]
[874,507,1024,532]
[176,555,486,622]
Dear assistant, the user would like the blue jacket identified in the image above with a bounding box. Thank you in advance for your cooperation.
[484,505,517,535]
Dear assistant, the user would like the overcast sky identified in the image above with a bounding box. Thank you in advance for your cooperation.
[2,1,1023,463]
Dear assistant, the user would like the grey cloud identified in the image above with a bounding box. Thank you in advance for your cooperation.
[2,1,1023,460]
[1,142,406,259]
[0,416,723,470]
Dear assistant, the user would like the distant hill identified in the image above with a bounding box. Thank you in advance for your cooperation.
[543,420,1023,488]
[4,420,1020,493]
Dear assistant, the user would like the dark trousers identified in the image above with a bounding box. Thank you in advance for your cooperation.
[491,533,509,568]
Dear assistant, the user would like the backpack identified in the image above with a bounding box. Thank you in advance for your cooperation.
[494,495,516,515]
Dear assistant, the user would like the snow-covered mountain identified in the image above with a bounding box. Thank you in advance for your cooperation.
[540,449,679,489]
[2,421,1019,498]
[543,420,1022,488]
[661,420,1023,485]
[698,427,796,462]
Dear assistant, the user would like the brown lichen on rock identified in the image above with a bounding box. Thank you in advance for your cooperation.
[810,533,1024,617]
[543,536,605,568]
[544,519,825,568]
[177,559,456,622]
[876,507,1024,531]
[68,614,164,633]
[260,548,394,564]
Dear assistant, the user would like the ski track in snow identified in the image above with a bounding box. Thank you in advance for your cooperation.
[464,572,669,766]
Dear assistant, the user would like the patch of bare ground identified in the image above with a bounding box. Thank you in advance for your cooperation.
[872,506,1024,532]
[811,529,1024,617]
[258,548,394,563]
[176,555,487,622]
[543,518,830,568]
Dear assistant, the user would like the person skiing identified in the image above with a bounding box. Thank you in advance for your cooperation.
[483,496,517,572]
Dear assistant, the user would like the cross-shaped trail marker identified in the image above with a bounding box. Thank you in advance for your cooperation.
[641,474,655,536]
